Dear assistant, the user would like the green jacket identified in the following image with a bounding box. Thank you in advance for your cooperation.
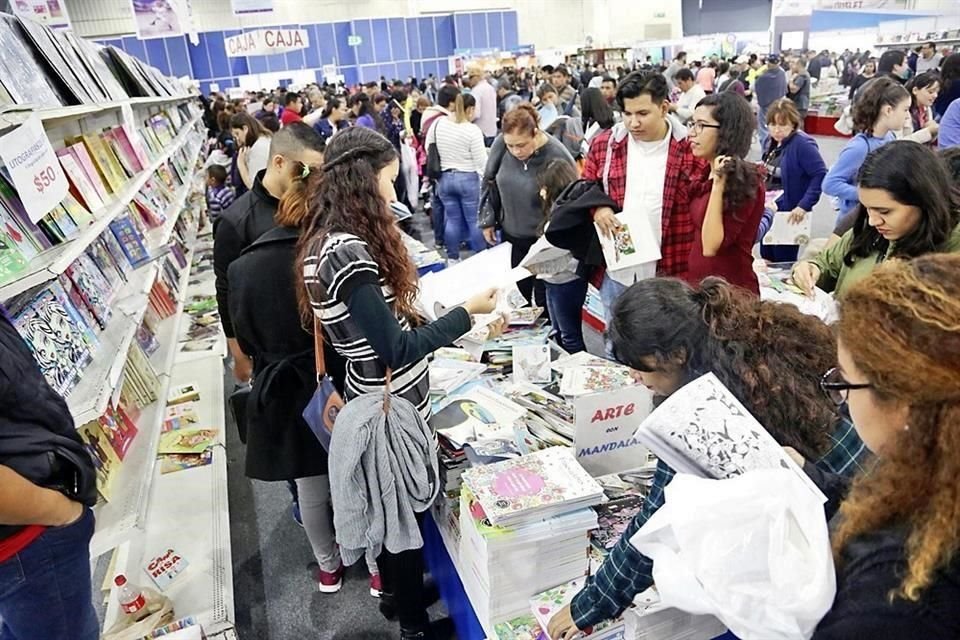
[813,221,960,297]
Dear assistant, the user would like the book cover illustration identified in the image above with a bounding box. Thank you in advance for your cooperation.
[0,204,40,261]
[13,288,91,395]
[99,405,138,461]
[530,578,626,640]
[45,205,80,240]
[462,447,603,525]
[78,419,122,501]
[493,613,546,640]
[0,228,27,283]
[559,365,635,397]
[143,548,189,590]
[595,213,661,273]
[429,387,526,449]
[591,495,644,553]
[158,450,213,475]
[634,372,826,501]
[0,175,52,249]
[513,345,552,385]
[65,253,114,328]
[47,279,98,350]
[61,192,94,228]
[163,401,200,432]
[109,215,151,267]
[157,428,218,455]
[61,143,111,201]
[57,149,105,212]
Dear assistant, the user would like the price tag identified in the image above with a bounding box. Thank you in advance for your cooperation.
[0,114,69,223]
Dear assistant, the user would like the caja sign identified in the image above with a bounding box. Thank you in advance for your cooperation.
[225,28,309,58]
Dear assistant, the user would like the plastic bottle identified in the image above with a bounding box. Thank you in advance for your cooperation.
[114,574,146,617]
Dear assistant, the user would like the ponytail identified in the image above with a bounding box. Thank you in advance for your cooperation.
[275,161,317,228]
[454,94,466,123]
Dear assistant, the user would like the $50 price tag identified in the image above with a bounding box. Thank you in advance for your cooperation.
[0,114,68,223]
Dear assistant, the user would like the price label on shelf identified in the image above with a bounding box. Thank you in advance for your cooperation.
[0,114,69,223]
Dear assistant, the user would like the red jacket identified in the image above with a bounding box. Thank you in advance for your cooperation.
[582,120,704,280]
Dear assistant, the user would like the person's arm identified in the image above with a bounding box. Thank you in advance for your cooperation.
[809,228,854,292]
[566,461,676,630]
[756,207,775,244]
[701,169,727,257]
[797,138,828,212]
[0,465,83,527]
[938,100,960,149]
[821,138,865,205]
[802,460,850,523]
[214,215,253,380]
[302,109,323,126]
[345,284,472,370]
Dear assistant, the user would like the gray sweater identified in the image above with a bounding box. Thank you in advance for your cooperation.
[483,134,576,239]
[755,66,788,108]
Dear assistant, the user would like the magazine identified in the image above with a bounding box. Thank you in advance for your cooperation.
[559,365,636,397]
[513,344,552,385]
[157,428,217,455]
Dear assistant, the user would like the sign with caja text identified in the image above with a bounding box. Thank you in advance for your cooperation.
[225,28,309,58]
[0,114,69,223]
[575,386,653,476]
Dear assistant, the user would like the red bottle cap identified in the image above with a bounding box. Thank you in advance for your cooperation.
[114,575,127,587]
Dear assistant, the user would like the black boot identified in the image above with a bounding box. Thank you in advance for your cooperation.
[399,617,455,640]
[379,592,397,621]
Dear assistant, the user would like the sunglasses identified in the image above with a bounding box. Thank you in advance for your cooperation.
[820,367,873,406]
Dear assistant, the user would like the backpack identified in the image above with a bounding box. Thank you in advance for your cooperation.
[546,115,585,159]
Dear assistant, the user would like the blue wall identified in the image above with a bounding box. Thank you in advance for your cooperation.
[809,9,932,31]
[98,10,519,95]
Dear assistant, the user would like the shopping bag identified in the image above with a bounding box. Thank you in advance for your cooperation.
[630,469,836,640]
[302,317,344,452]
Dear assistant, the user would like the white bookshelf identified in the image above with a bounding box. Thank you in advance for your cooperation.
[0,112,204,301]
[0,95,199,123]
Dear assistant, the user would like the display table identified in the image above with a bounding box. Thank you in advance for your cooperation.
[423,511,739,640]
[804,113,851,138]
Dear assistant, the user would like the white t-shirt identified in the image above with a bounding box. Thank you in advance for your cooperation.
[609,130,669,286]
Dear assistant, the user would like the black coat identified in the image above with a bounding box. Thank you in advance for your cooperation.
[0,312,97,540]
[544,179,619,280]
[227,226,345,481]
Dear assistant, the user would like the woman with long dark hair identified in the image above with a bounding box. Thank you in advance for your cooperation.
[685,92,766,294]
[229,111,272,192]
[580,86,615,155]
[546,276,869,639]
[793,141,960,297]
[933,52,960,118]
[296,127,499,640]
[313,96,348,143]
[349,92,385,133]
[903,71,940,145]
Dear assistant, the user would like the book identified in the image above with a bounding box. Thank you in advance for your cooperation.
[57,273,100,341]
[58,143,110,203]
[45,205,80,240]
[163,401,200,431]
[143,548,189,590]
[167,382,200,405]
[158,450,213,474]
[762,211,812,246]
[48,279,98,350]
[78,419,122,501]
[493,613,546,640]
[461,447,605,526]
[0,227,27,284]
[65,253,115,328]
[108,214,151,267]
[428,359,487,396]
[0,203,40,261]
[513,345,552,385]
[98,405,138,461]
[633,372,826,501]
[12,287,92,395]
[530,578,627,640]
[157,428,218,455]
[559,365,636,397]
[595,213,661,273]
[72,134,125,194]
[0,176,52,250]
[429,387,527,450]
[102,125,144,175]
[61,192,94,228]
[85,238,124,291]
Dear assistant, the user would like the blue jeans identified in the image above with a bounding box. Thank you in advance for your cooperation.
[599,273,628,359]
[545,279,588,353]
[437,171,485,260]
[758,104,770,148]
[0,508,98,640]
[430,184,445,247]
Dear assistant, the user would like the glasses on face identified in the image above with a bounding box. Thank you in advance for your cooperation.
[820,367,873,406]
[689,121,721,136]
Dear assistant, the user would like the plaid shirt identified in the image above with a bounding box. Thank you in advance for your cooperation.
[581,122,704,280]
[570,416,871,629]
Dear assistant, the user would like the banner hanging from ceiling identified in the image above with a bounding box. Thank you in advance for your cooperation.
[225,28,309,57]
[130,0,185,39]
[11,0,72,31]
[231,0,274,16]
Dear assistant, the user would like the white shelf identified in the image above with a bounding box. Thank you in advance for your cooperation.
[0,95,197,122]
[0,113,204,301]
[103,354,234,636]
[66,158,202,425]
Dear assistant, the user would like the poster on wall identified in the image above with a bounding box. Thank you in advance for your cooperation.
[231,0,274,16]
[130,0,185,40]
[11,0,72,31]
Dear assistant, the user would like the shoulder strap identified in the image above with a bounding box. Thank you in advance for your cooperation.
[601,130,617,194]
[313,316,327,379]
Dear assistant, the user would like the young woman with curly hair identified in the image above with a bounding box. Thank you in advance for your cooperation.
[808,254,960,639]
[547,276,870,640]
[686,92,766,295]
[296,127,498,640]
[793,141,960,298]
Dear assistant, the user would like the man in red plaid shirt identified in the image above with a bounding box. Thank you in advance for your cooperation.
[582,71,705,343]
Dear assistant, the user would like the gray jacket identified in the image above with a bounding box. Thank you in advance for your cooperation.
[327,391,440,565]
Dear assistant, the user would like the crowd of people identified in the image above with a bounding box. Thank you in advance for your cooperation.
[3,40,960,640]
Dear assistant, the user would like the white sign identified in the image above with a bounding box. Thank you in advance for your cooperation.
[209,82,221,93]
[574,386,652,477]
[0,115,69,224]
[225,28,309,58]
[230,0,273,16]
[11,0,72,31]
[347,34,362,46]
[322,64,338,83]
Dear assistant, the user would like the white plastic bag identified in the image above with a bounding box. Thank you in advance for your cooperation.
[630,469,836,640]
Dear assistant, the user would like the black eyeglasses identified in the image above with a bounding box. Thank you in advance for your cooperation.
[820,367,873,406]
[689,122,721,135]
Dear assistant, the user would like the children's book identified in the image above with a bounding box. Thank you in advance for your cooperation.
[157,428,218,455]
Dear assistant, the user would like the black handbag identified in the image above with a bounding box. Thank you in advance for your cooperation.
[426,142,442,180]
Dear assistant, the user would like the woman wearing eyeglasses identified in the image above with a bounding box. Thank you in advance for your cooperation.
[686,92,766,295]
[792,141,960,298]
[546,275,869,640]
[803,254,960,639]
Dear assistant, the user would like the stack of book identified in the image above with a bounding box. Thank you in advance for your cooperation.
[506,383,576,448]
[459,447,605,628]
[529,577,628,640]
[621,588,727,640]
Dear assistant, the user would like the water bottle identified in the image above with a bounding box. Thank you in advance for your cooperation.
[114,574,146,617]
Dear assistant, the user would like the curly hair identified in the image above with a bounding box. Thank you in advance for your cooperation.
[845,141,958,266]
[608,277,835,460]
[695,92,761,210]
[294,127,418,323]
[833,254,960,602]
[851,76,909,135]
